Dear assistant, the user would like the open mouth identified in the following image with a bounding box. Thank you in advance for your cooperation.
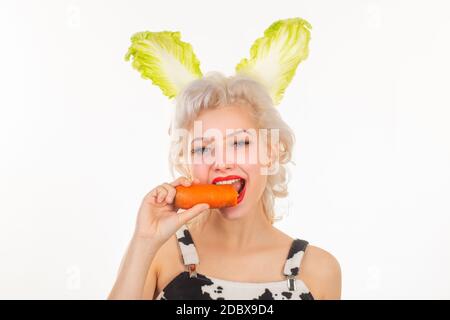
[212,176,247,204]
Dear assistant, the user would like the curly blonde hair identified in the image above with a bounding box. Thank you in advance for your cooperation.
[167,71,296,226]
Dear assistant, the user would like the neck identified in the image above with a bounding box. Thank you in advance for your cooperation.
[204,201,274,252]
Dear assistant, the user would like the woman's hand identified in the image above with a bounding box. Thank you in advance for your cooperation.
[133,176,209,248]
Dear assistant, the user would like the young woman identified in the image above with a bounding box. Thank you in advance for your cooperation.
[108,72,341,300]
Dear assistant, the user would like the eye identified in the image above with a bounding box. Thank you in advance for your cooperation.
[191,146,211,155]
[233,138,250,147]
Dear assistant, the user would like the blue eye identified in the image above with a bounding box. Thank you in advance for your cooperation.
[233,139,250,147]
[191,146,211,155]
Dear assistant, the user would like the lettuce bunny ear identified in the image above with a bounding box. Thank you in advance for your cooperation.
[235,18,312,105]
[125,31,203,100]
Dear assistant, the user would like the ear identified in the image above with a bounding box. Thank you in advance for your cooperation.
[235,18,312,106]
[125,31,203,100]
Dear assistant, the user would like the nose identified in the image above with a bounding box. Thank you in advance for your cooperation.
[213,161,235,172]
[212,150,236,172]
[209,138,238,171]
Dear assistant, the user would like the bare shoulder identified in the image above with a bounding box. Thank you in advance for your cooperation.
[301,244,342,300]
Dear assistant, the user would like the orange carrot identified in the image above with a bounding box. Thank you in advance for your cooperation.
[174,184,238,209]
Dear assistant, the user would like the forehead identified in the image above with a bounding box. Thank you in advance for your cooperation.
[189,105,256,138]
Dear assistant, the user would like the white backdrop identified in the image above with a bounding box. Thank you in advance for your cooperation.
[1,0,449,299]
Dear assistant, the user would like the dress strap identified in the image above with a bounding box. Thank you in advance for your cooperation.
[282,238,309,291]
[175,224,199,278]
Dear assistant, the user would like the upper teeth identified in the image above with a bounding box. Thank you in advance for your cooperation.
[214,178,241,185]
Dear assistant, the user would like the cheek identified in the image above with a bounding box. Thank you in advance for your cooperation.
[191,164,209,182]
[244,164,267,194]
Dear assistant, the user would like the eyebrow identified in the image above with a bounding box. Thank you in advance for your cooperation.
[190,129,249,144]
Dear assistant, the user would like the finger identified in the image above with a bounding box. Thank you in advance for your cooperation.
[161,183,176,204]
[177,203,210,226]
[142,188,158,205]
[156,186,168,203]
[170,176,192,187]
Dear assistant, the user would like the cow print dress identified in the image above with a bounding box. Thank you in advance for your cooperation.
[155,224,314,300]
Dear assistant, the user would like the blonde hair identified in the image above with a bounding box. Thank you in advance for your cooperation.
[167,71,296,226]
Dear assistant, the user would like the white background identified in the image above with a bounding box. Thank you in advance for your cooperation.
[1,0,449,299]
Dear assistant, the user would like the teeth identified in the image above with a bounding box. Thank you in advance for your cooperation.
[214,178,241,185]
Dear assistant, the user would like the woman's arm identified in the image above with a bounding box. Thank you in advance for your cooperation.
[302,245,342,300]
[317,250,341,299]
[107,176,210,300]
[108,235,159,300]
